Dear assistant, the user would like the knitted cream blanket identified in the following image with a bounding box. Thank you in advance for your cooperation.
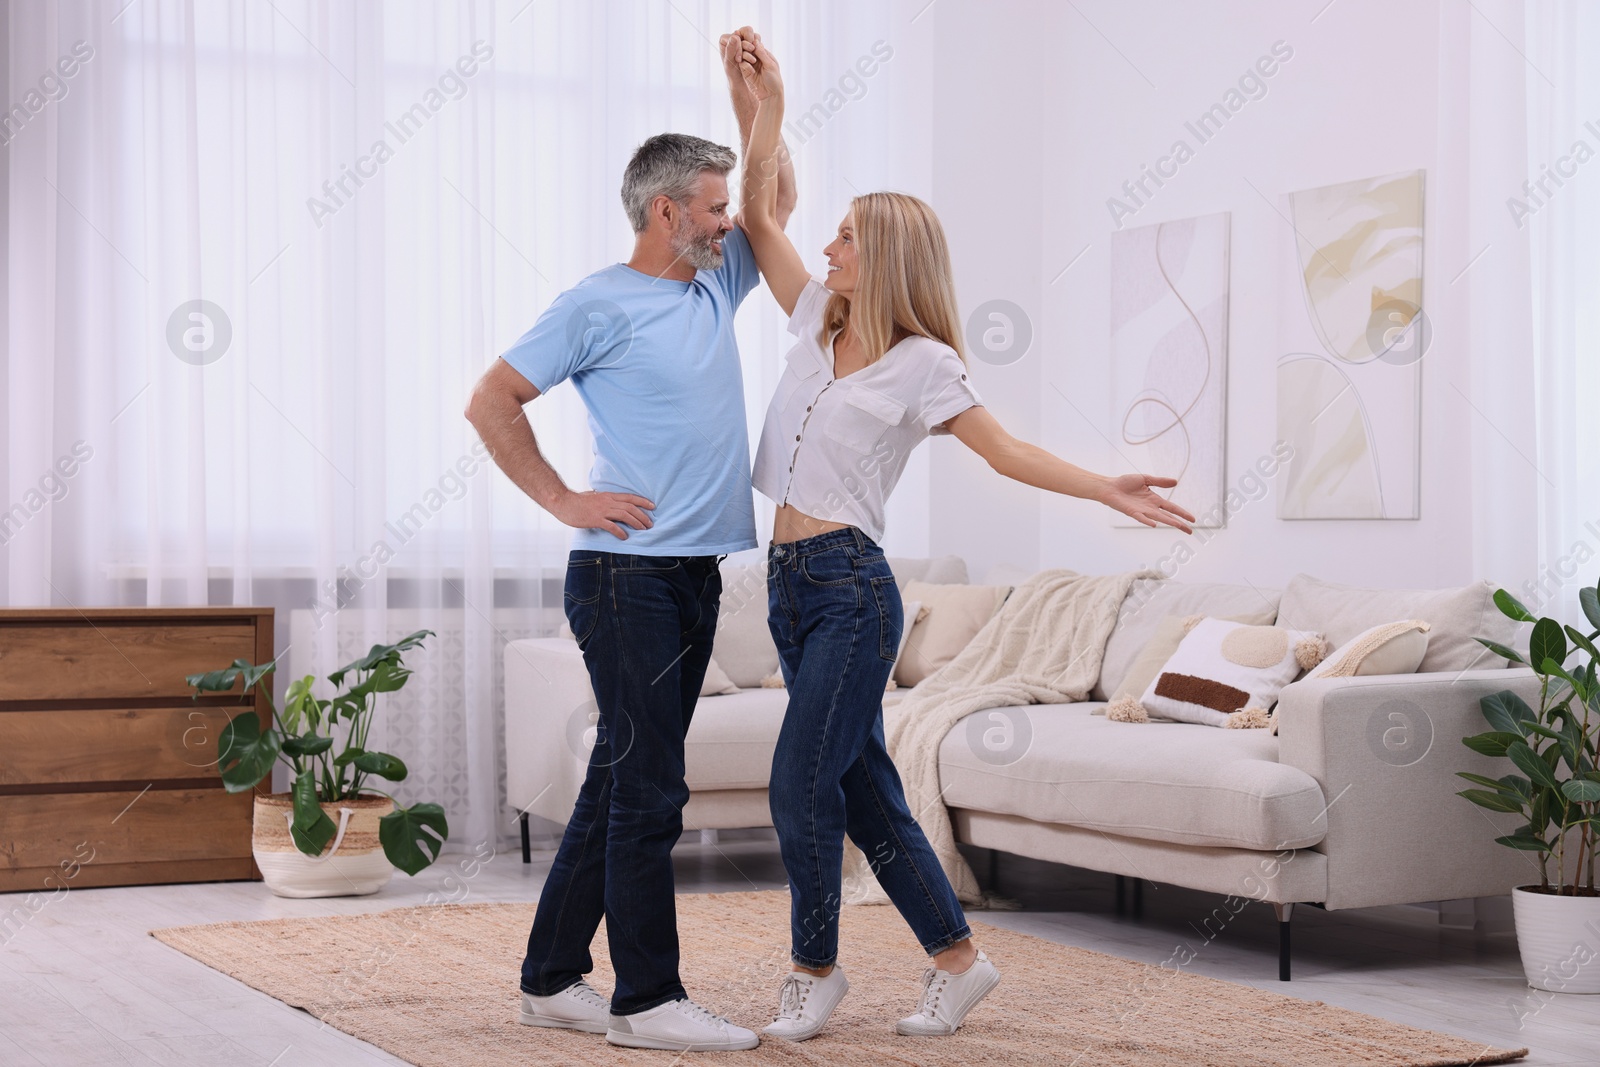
[842,567,1155,906]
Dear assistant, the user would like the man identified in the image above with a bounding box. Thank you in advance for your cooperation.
[464,30,795,1053]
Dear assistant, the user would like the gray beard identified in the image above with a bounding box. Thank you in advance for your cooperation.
[674,228,723,271]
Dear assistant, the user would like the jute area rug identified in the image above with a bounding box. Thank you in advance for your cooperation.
[151,891,1525,1066]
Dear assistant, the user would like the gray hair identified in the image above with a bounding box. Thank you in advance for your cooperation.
[621,133,736,234]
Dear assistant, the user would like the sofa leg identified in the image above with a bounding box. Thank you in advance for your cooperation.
[987,847,999,889]
[520,811,531,865]
[1273,902,1294,981]
[1114,874,1127,917]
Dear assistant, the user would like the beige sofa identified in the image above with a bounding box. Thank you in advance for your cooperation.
[504,562,1538,979]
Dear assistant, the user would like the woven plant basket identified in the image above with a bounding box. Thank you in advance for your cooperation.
[252,793,395,898]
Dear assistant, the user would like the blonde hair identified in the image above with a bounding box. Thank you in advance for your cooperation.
[819,192,967,365]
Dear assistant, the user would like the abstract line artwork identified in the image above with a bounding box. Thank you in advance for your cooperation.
[1109,212,1230,528]
[1276,170,1424,520]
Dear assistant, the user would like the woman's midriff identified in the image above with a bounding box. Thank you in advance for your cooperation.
[772,503,852,544]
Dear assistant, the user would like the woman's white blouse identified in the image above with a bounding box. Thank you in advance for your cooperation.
[751,279,984,542]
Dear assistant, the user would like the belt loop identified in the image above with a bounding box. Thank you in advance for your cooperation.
[850,525,864,551]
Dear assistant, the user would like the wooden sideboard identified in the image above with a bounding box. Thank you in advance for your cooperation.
[0,607,274,893]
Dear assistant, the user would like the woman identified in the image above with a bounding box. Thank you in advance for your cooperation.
[732,33,1195,1042]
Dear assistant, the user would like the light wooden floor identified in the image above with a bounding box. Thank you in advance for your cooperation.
[2,832,1595,1065]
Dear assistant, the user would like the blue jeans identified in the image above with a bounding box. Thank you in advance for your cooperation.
[520,550,723,1015]
[766,526,972,968]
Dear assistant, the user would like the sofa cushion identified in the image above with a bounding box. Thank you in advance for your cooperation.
[684,688,789,789]
[938,703,1327,850]
[895,581,1010,687]
[1094,580,1282,700]
[1275,574,1522,674]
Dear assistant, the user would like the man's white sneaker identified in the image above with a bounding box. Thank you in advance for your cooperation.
[763,967,850,1042]
[606,997,760,1051]
[895,950,1000,1036]
[518,979,611,1034]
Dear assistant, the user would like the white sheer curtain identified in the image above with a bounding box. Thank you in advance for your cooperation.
[1524,1,1600,626]
[3,0,919,855]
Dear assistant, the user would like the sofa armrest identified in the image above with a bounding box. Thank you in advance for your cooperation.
[1275,668,1542,909]
[504,638,594,826]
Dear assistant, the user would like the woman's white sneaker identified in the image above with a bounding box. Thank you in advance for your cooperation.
[606,997,759,1051]
[895,950,1000,1036]
[518,979,611,1034]
[763,967,850,1042]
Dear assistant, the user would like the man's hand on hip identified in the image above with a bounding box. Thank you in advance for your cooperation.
[550,490,656,540]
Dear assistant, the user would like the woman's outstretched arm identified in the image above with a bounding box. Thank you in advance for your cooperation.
[946,406,1196,534]
[732,31,810,316]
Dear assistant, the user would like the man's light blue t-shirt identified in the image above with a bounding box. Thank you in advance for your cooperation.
[500,226,760,556]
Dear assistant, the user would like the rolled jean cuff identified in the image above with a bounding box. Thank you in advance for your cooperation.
[612,987,688,1017]
[921,926,972,958]
[789,948,838,970]
[521,974,583,998]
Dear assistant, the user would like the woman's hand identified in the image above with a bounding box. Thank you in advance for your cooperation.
[1099,473,1196,534]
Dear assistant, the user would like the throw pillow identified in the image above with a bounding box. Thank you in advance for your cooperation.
[1304,620,1432,679]
[895,581,1012,687]
[713,561,780,688]
[1095,608,1278,715]
[1112,618,1327,728]
[699,655,742,696]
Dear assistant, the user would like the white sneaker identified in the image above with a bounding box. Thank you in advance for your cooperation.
[895,950,1000,1036]
[518,979,611,1034]
[763,967,850,1042]
[606,996,760,1051]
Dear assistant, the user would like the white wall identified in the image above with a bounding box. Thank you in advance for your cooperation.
[923,0,1524,592]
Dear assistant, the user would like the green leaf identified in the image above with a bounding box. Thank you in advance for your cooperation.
[1494,589,1537,623]
[1457,771,1520,793]
[329,630,433,688]
[1530,619,1567,676]
[378,802,448,875]
[1458,788,1526,814]
[282,733,334,757]
[1561,779,1600,803]
[280,675,316,735]
[351,751,408,781]
[1475,638,1526,665]
[1480,691,1531,735]
[1509,741,1562,791]
[333,746,366,768]
[1498,774,1533,799]
[1495,832,1553,852]
[215,713,280,793]
[1582,586,1600,631]
[290,770,337,856]
[1462,731,1521,758]
[186,657,277,695]
[1564,625,1600,663]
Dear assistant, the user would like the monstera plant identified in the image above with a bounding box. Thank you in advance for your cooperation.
[1460,582,1600,992]
[186,630,449,876]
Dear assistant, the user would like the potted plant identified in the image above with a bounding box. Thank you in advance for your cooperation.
[186,629,449,898]
[1460,583,1600,993]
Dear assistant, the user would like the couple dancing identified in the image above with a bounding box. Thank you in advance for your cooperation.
[468,27,1195,1053]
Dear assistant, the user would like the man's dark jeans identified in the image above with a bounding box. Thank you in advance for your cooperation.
[519,550,722,1015]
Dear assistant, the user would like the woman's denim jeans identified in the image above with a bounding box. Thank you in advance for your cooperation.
[766,526,971,968]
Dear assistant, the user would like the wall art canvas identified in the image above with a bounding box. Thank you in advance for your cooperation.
[1109,212,1231,528]
[1276,169,1424,520]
